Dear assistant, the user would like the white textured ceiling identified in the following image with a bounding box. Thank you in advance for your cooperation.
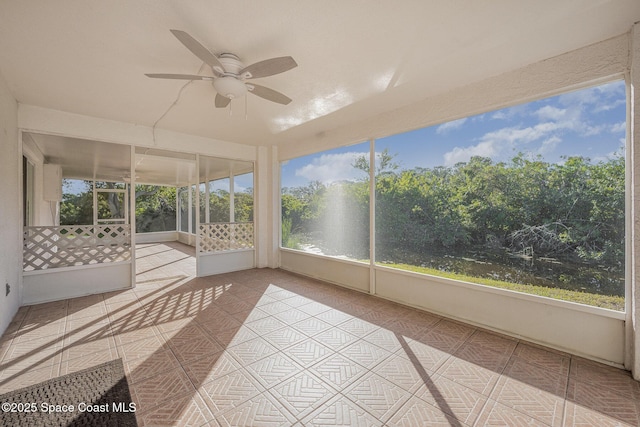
[2,1,640,148]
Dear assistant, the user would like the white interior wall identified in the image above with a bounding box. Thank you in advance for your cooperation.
[21,133,53,226]
[0,70,21,337]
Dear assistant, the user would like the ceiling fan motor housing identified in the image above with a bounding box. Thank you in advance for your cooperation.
[212,76,247,99]
[218,53,243,75]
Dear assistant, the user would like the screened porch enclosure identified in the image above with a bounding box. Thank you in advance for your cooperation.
[21,134,255,304]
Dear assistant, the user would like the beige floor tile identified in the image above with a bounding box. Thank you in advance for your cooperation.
[565,378,640,426]
[387,395,461,427]
[136,390,214,427]
[302,394,383,427]
[311,353,368,390]
[0,363,60,394]
[2,246,639,427]
[491,374,564,426]
[343,372,412,423]
[268,371,336,419]
[199,368,265,416]
[216,391,296,427]
[130,366,195,412]
[124,348,182,384]
[476,399,550,426]
[415,373,487,426]
[373,353,434,394]
[246,352,303,388]
[183,350,241,387]
[437,356,501,396]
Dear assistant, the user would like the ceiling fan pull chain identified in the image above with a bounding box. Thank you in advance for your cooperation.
[245,96,248,120]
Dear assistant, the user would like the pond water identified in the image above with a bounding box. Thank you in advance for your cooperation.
[376,247,624,297]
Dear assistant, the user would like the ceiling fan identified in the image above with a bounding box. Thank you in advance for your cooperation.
[146,30,297,108]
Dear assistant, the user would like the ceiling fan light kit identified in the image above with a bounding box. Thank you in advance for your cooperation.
[212,76,247,100]
[146,30,296,108]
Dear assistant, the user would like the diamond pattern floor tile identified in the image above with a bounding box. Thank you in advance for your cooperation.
[344,372,411,423]
[227,337,278,365]
[246,352,303,388]
[477,399,550,426]
[3,250,640,427]
[415,373,487,425]
[491,375,565,426]
[199,368,265,415]
[216,391,296,427]
[387,395,460,427]
[301,394,383,427]
[565,378,640,426]
[310,353,368,390]
[269,371,336,418]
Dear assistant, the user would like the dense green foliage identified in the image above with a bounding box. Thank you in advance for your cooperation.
[60,180,177,231]
[282,153,625,303]
[135,185,176,232]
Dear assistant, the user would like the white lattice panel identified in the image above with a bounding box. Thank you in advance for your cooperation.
[24,225,131,271]
[199,222,254,253]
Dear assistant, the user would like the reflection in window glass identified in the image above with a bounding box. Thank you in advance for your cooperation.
[375,81,626,310]
[234,172,254,222]
[281,142,370,262]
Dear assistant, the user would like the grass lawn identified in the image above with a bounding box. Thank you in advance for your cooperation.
[381,262,625,312]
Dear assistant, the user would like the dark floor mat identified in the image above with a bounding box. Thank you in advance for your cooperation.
[0,358,137,426]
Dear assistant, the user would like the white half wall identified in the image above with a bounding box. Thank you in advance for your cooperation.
[197,250,255,277]
[136,231,178,244]
[0,70,20,336]
[375,266,626,366]
[22,263,132,305]
[280,249,370,293]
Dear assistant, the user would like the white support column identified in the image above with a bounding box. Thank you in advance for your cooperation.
[255,145,274,268]
[205,162,210,223]
[195,154,201,275]
[630,23,640,380]
[369,138,376,295]
[229,167,235,223]
[270,145,280,268]
[129,145,136,288]
[188,184,193,236]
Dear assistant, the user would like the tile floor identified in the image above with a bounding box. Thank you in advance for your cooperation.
[1,242,639,426]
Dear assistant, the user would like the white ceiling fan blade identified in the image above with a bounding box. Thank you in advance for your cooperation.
[215,93,231,108]
[248,83,292,105]
[170,29,225,74]
[145,73,213,80]
[240,56,297,79]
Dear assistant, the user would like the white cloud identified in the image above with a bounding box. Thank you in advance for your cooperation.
[491,104,529,121]
[436,118,467,134]
[534,105,566,121]
[443,140,498,166]
[295,152,367,184]
[537,136,561,156]
[610,121,626,133]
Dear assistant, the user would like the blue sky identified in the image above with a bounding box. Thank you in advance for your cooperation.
[281,80,626,188]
